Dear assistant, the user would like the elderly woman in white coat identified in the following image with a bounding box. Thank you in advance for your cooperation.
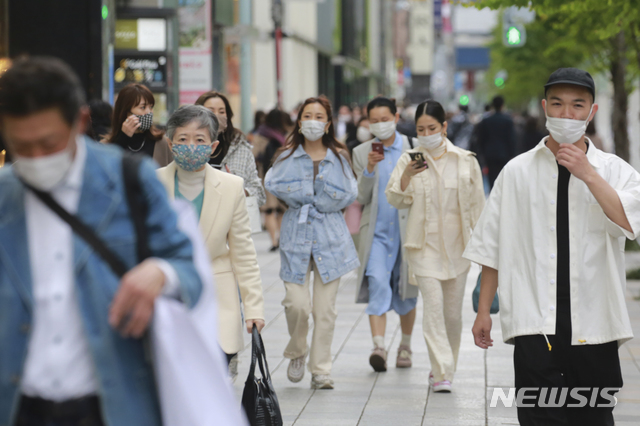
[386,100,485,393]
[156,105,265,380]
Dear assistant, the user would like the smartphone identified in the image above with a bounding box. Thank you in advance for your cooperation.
[371,142,384,156]
[409,152,428,169]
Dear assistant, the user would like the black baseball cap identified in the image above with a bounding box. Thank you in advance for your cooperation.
[544,68,595,100]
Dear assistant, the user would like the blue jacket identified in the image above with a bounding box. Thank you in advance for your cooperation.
[265,145,359,284]
[0,140,202,426]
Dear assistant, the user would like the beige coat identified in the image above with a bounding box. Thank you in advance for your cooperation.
[385,139,485,254]
[352,137,419,304]
[157,163,265,354]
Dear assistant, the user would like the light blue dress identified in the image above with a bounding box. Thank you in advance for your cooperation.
[363,132,417,316]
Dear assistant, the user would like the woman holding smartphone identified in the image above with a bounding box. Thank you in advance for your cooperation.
[386,99,485,392]
[265,96,359,390]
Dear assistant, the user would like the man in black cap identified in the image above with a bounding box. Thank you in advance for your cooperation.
[465,67,640,425]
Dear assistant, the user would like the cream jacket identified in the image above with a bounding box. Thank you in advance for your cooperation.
[463,138,639,346]
[386,140,485,272]
[157,163,265,354]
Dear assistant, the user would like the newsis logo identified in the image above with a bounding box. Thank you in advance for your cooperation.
[490,388,619,408]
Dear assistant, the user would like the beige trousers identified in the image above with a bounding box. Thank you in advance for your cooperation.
[282,260,341,375]
[416,269,469,382]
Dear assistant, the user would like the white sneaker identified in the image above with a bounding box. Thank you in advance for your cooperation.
[311,374,334,389]
[287,355,306,383]
[432,380,452,393]
[228,355,238,383]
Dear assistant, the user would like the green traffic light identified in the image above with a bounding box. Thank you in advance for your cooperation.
[460,95,470,106]
[495,77,505,88]
[507,26,521,45]
[102,5,108,20]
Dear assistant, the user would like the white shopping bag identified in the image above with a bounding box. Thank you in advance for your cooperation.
[151,200,248,426]
[246,195,263,234]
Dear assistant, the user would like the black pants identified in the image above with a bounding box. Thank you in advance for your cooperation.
[514,310,623,426]
[15,395,104,426]
[486,159,508,189]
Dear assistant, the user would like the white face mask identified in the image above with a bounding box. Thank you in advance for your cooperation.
[417,132,444,150]
[369,121,396,140]
[300,120,327,141]
[356,126,373,142]
[545,104,594,144]
[13,141,75,191]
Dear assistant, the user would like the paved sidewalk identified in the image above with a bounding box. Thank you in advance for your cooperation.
[232,232,640,425]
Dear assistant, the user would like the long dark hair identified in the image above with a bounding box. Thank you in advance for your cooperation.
[195,90,240,161]
[107,83,164,142]
[415,99,446,125]
[276,96,353,176]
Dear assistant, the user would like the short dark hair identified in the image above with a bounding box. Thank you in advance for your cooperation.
[459,104,469,113]
[0,56,85,125]
[367,97,397,116]
[492,96,505,111]
[415,99,446,125]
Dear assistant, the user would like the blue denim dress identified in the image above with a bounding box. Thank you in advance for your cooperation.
[265,145,360,284]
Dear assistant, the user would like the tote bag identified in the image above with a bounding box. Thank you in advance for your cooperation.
[152,200,249,426]
[246,195,263,234]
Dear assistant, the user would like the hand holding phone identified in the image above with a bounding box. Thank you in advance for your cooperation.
[367,143,385,173]
[409,152,427,169]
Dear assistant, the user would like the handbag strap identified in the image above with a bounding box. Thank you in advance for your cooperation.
[252,325,272,382]
[25,184,128,278]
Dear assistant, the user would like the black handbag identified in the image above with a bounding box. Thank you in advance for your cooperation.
[242,325,283,426]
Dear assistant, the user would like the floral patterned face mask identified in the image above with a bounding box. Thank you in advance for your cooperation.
[171,143,213,172]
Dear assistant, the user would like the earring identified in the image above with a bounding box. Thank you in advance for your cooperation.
[444,132,448,138]
[298,128,302,134]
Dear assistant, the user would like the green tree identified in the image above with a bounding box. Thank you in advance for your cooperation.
[467,0,640,161]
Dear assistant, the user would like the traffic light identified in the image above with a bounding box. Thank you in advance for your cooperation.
[502,8,527,47]
[459,95,470,106]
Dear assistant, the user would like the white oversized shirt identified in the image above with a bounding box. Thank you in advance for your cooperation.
[21,138,179,401]
[463,138,640,346]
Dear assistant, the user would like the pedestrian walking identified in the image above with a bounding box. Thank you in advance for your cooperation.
[352,97,419,373]
[156,105,265,382]
[86,99,112,142]
[474,95,516,189]
[386,99,485,392]
[466,68,640,425]
[258,109,288,251]
[196,91,266,207]
[265,96,359,390]
[0,57,203,426]
[107,83,165,159]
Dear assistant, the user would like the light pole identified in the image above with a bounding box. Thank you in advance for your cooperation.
[272,0,283,108]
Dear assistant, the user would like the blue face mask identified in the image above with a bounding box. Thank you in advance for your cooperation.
[171,144,213,172]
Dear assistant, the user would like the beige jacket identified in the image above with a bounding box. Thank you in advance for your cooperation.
[386,139,485,253]
[157,163,265,354]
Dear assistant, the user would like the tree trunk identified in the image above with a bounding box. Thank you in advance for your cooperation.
[610,31,630,162]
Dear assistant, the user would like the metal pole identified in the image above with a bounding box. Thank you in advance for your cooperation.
[272,0,283,108]
[239,0,252,133]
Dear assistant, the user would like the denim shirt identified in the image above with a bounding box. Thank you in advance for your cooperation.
[265,145,360,284]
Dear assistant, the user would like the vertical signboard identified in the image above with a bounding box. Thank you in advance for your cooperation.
[178,0,212,105]
[409,1,434,75]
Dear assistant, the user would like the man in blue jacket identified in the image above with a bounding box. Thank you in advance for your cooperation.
[0,57,202,426]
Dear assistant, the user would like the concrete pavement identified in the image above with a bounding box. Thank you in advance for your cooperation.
[232,232,640,425]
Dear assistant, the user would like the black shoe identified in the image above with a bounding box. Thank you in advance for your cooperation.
[269,245,279,252]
